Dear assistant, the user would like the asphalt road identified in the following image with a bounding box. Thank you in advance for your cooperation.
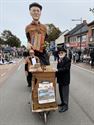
[0,59,94,125]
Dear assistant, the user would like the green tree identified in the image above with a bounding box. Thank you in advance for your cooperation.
[46,24,61,43]
[1,30,21,47]
[6,36,21,47]
[0,37,4,45]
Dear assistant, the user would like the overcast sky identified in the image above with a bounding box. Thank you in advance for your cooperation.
[0,0,94,46]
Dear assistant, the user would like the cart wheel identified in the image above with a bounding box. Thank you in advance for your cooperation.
[44,112,47,124]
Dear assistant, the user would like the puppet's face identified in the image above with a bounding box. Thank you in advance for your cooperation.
[30,6,41,21]
[29,50,34,57]
[59,51,66,59]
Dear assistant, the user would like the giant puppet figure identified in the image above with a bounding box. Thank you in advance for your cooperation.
[25,2,49,65]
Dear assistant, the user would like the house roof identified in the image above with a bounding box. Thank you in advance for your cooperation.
[59,30,69,36]
[88,20,94,26]
[65,21,88,36]
[73,25,88,35]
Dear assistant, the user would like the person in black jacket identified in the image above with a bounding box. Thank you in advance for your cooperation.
[90,49,94,68]
[56,48,71,112]
[24,50,40,87]
[23,51,32,87]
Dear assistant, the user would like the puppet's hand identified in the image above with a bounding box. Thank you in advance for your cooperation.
[27,42,34,50]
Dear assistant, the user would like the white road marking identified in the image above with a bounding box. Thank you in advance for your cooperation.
[17,64,22,71]
[19,58,23,63]
[0,73,6,77]
[72,64,94,74]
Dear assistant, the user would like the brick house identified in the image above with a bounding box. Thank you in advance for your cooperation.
[55,30,69,48]
[65,20,88,50]
[88,21,94,48]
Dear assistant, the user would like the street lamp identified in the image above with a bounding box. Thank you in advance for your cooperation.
[72,18,82,51]
[89,8,94,15]
[72,18,82,22]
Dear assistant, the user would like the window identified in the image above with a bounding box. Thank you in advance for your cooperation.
[82,35,87,42]
[92,29,94,37]
[77,36,80,42]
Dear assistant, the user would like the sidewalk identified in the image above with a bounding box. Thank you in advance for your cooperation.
[0,58,21,76]
[0,58,23,86]
[72,62,94,72]
[50,55,94,72]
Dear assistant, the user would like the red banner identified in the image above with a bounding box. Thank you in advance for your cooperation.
[68,42,87,48]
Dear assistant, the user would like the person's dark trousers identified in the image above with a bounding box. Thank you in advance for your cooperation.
[91,58,94,68]
[54,56,57,61]
[27,72,32,87]
[34,50,50,65]
[59,84,69,107]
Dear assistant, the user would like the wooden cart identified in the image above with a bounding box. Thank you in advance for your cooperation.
[29,65,58,124]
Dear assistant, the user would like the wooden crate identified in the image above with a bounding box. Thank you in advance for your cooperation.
[30,66,58,112]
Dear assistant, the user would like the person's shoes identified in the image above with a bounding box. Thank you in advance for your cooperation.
[59,106,68,113]
[27,85,31,87]
[58,103,63,107]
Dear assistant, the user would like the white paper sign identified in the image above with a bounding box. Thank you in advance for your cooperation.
[38,87,55,104]
[32,57,36,65]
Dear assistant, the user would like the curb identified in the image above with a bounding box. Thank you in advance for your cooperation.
[0,59,23,87]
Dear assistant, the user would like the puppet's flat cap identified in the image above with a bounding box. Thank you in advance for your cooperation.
[29,2,42,10]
